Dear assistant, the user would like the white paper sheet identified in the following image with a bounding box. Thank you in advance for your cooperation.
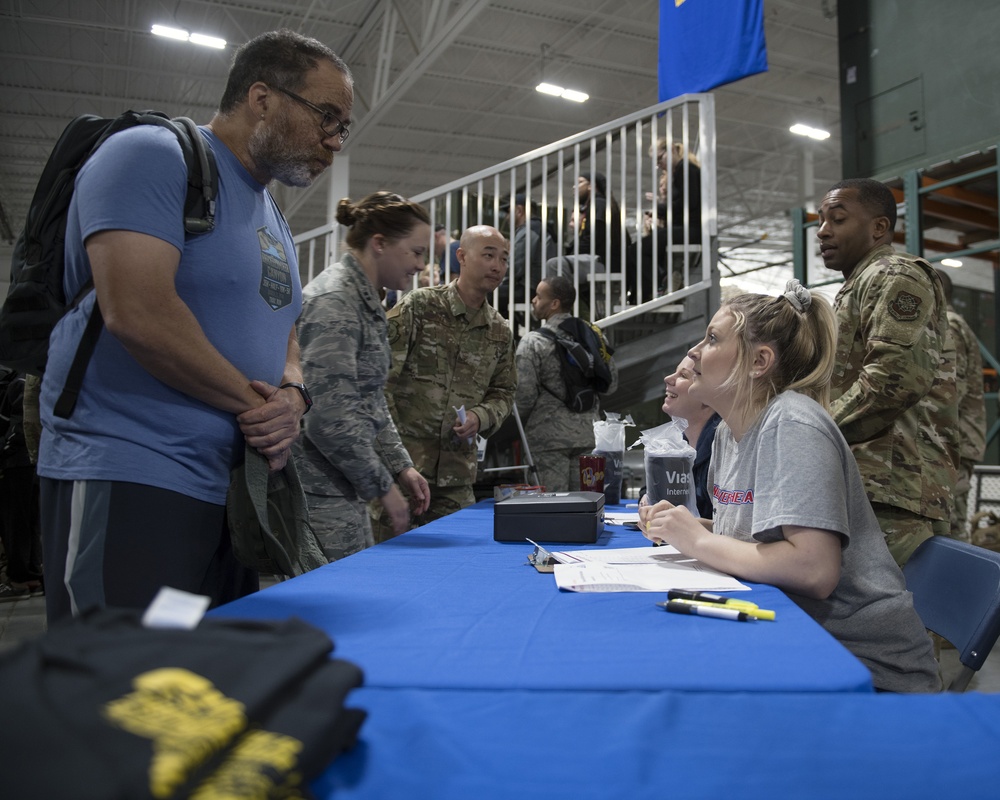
[553,559,750,593]
[142,586,211,629]
[549,545,683,564]
[452,404,475,445]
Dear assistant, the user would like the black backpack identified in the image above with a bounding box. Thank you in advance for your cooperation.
[0,110,218,417]
[539,317,615,412]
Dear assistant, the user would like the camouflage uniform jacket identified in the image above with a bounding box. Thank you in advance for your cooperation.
[948,307,987,464]
[830,244,959,520]
[294,252,414,501]
[385,282,516,487]
[515,312,619,451]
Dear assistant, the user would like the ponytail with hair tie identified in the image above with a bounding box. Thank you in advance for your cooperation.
[782,279,811,313]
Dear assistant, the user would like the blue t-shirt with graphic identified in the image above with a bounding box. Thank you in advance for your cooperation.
[38,125,301,504]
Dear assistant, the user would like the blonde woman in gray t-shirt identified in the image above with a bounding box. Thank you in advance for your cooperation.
[640,280,940,693]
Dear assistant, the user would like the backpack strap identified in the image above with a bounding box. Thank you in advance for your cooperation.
[53,298,103,419]
[127,113,218,234]
[536,327,569,404]
[538,325,573,345]
[170,116,217,234]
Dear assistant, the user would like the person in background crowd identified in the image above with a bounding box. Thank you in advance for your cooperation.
[659,355,720,519]
[435,223,461,283]
[545,172,623,283]
[655,139,702,245]
[376,225,516,536]
[36,29,353,622]
[295,192,431,559]
[515,276,617,491]
[640,280,941,693]
[0,369,44,601]
[819,178,959,566]
[497,194,556,322]
[936,268,986,541]
[631,140,702,303]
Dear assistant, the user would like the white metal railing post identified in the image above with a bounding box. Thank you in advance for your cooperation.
[700,92,717,286]
[635,119,645,305]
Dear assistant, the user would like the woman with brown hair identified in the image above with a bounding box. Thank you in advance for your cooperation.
[294,192,431,560]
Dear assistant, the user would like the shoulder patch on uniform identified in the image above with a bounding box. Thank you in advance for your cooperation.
[387,317,401,345]
[888,290,921,322]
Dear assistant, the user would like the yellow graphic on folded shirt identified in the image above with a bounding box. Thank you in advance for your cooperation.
[103,667,304,799]
[192,729,305,799]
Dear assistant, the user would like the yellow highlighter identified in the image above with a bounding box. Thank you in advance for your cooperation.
[661,598,776,621]
[666,589,759,611]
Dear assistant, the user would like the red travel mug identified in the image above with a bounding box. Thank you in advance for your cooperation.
[579,454,606,492]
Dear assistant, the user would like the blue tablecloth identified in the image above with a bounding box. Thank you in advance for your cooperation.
[316,687,1000,800]
[214,500,872,693]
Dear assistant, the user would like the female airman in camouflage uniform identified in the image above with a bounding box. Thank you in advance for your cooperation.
[294,193,431,560]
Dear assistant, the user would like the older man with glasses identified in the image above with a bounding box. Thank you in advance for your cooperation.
[273,85,351,144]
[36,29,354,623]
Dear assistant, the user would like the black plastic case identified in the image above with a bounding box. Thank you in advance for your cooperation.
[493,491,605,543]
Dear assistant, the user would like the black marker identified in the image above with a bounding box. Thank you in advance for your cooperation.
[661,600,754,622]
[667,589,758,610]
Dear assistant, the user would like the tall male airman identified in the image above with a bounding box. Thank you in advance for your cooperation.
[818,178,959,566]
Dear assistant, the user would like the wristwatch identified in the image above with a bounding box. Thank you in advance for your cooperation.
[280,382,313,414]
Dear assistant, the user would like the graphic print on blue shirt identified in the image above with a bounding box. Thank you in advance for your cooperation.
[712,485,755,505]
[259,226,292,310]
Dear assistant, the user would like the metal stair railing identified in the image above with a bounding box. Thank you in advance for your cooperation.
[294,93,718,337]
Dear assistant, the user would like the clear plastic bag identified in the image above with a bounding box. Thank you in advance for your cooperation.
[593,412,634,504]
[630,419,698,514]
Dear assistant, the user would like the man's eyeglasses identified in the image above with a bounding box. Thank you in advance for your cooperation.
[274,86,350,143]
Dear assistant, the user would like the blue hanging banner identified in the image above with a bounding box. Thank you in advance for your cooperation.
[658,0,769,102]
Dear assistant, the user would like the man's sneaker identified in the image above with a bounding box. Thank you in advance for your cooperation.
[0,582,32,602]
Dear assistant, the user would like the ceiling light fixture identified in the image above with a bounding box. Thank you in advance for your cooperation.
[535,82,589,103]
[789,123,831,141]
[151,24,227,49]
[189,33,227,49]
[941,258,963,268]
[560,88,590,103]
[536,82,564,97]
[151,24,189,41]
[535,43,588,103]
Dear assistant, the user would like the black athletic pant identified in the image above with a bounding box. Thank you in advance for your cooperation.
[40,479,257,624]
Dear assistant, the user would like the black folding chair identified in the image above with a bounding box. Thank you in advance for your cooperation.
[903,535,1000,691]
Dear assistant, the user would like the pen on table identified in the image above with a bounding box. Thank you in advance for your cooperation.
[657,600,755,622]
[666,589,759,610]
[662,598,776,621]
